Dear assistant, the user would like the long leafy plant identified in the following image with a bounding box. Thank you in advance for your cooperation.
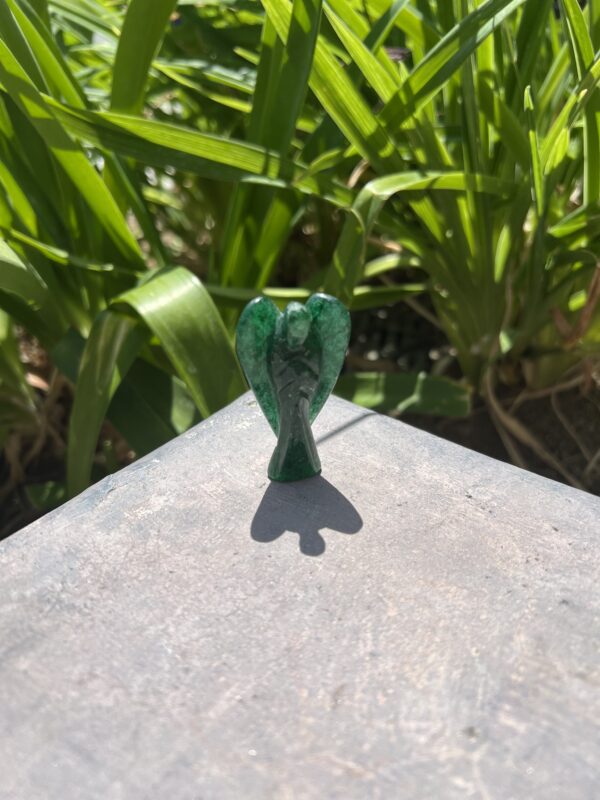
[0,0,599,502]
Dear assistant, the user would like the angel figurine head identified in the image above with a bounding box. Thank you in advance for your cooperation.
[236,294,351,482]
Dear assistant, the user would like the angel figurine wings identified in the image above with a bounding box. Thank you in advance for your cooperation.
[236,294,351,482]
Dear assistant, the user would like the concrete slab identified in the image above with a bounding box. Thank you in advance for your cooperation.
[0,394,599,799]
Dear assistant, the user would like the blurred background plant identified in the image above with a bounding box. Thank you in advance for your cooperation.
[1,0,600,535]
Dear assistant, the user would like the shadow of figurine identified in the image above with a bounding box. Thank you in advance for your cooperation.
[251,476,363,556]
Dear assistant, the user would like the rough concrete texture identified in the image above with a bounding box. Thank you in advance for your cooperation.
[0,394,599,800]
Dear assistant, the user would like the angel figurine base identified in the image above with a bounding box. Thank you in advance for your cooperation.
[236,294,351,482]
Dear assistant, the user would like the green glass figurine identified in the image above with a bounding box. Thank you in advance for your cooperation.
[236,294,351,482]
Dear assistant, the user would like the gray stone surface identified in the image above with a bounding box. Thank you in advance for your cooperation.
[0,394,599,800]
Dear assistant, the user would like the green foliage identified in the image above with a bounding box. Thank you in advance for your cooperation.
[336,371,471,417]
[0,0,599,497]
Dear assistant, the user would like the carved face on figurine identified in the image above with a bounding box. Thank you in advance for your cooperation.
[236,294,351,482]
[283,303,311,348]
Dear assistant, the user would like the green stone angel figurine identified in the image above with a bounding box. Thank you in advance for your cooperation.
[236,294,351,482]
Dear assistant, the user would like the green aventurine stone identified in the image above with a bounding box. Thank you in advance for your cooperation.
[236,294,351,482]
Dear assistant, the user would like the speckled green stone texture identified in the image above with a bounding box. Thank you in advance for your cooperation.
[236,294,350,482]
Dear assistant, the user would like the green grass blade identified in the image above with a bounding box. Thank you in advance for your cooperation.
[2,227,139,275]
[478,80,529,168]
[257,0,322,153]
[0,1,46,88]
[28,0,49,26]
[7,0,86,108]
[300,0,412,163]
[365,0,441,50]
[369,0,412,47]
[560,0,600,202]
[220,0,323,289]
[538,44,570,120]
[0,159,38,235]
[591,0,600,47]
[114,267,246,418]
[380,0,527,131]
[504,0,553,112]
[48,0,120,39]
[561,0,594,74]
[207,281,425,311]
[0,238,50,313]
[262,0,402,171]
[0,240,68,341]
[335,372,471,417]
[524,87,544,217]
[346,284,426,310]
[111,0,178,113]
[542,54,600,168]
[47,99,354,206]
[67,310,147,496]
[323,4,399,100]
[10,0,165,262]
[110,360,200,455]
[0,42,143,264]
[325,171,515,303]
[55,329,198,462]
